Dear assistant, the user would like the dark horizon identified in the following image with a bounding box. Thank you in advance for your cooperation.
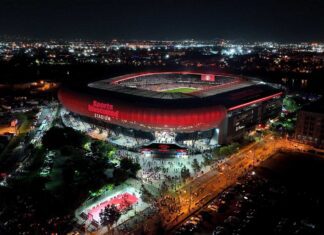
[1,35,324,44]
[0,0,324,42]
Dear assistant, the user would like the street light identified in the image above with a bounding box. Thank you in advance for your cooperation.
[249,150,255,167]
[188,186,192,212]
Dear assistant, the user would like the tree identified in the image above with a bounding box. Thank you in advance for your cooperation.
[113,168,128,184]
[202,154,214,167]
[129,161,141,176]
[180,167,190,180]
[42,127,89,150]
[120,157,133,170]
[160,181,168,194]
[99,204,121,232]
[215,142,240,157]
[65,127,89,147]
[192,159,201,173]
[283,97,299,113]
[120,157,141,176]
[91,140,115,159]
[42,127,64,149]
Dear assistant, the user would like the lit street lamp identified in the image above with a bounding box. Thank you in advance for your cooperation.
[188,186,192,212]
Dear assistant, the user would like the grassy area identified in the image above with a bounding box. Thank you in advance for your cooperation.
[17,112,34,134]
[162,87,197,93]
[0,134,25,162]
[0,112,34,164]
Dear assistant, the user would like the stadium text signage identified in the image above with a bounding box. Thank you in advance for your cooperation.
[88,100,119,121]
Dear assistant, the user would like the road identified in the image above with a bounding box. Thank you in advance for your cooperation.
[122,135,313,235]
[161,135,276,230]
[165,136,315,233]
[0,126,16,135]
[0,103,59,186]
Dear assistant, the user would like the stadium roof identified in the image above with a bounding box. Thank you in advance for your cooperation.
[88,71,256,100]
[59,72,283,132]
[88,82,193,99]
[87,74,282,110]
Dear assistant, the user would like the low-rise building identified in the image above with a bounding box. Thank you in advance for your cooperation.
[295,99,324,148]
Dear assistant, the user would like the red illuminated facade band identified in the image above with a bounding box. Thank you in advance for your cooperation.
[58,72,283,136]
[227,92,283,111]
[58,87,227,132]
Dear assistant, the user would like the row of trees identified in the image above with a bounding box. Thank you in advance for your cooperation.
[213,142,240,157]
[283,96,300,113]
[90,140,115,159]
[200,142,241,168]
[42,127,141,195]
[0,126,139,234]
[42,126,89,150]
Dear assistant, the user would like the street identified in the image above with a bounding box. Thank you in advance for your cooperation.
[124,135,316,235]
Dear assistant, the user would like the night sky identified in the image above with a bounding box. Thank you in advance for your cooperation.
[0,0,323,42]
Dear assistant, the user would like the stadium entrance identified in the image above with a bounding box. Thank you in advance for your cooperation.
[141,143,187,158]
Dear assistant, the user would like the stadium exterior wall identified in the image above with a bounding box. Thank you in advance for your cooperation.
[58,71,284,145]
[58,87,227,133]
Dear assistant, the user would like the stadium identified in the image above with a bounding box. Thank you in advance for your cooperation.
[58,71,283,155]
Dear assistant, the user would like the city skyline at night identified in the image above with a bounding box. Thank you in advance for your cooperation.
[1,0,324,42]
[1,1,324,234]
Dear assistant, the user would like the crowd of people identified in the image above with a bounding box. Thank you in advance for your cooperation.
[154,131,176,143]
[87,192,138,223]
[118,149,206,190]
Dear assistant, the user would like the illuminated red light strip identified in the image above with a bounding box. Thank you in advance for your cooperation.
[59,87,227,132]
[227,92,283,111]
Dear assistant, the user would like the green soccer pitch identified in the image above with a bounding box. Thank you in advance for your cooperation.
[162,87,198,93]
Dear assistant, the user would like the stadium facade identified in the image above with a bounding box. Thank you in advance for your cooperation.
[58,72,283,149]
